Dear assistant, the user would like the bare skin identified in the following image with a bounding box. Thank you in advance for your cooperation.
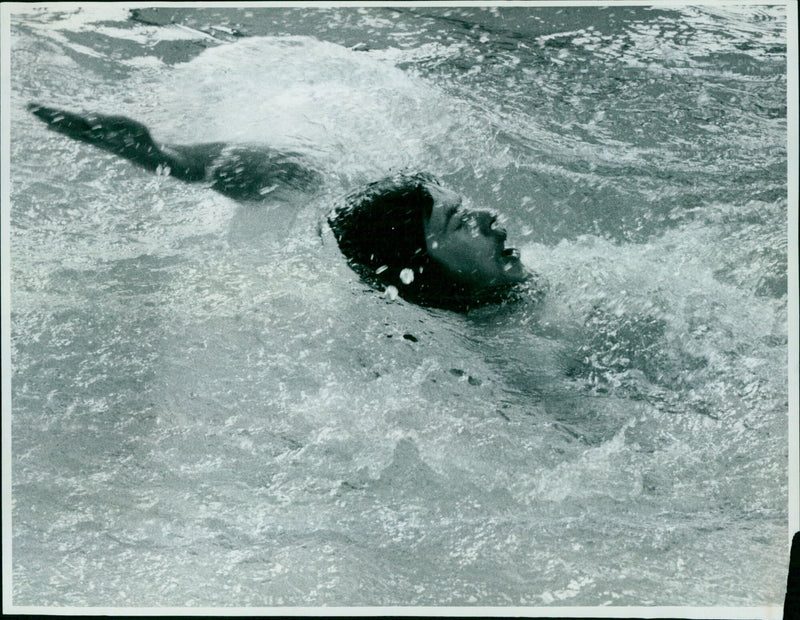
[27,104,318,201]
[423,184,530,289]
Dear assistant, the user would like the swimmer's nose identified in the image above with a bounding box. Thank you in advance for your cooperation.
[474,210,506,239]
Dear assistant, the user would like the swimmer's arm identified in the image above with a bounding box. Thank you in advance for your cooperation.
[28,103,319,201]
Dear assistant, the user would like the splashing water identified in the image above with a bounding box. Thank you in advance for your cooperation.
[6,4,791,609]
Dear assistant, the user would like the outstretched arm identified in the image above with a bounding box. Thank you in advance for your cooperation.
[28,104,320,201]
[28,103,207,181]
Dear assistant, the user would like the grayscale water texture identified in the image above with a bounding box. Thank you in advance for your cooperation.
[8,4,790,607]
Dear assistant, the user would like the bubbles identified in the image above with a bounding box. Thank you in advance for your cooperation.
[384,285,399,300]
[399,268,414,284]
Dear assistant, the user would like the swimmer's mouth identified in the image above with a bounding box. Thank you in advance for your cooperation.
[501,247,520,259]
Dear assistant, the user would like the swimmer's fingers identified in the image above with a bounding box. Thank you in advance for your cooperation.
[28,103,97,138]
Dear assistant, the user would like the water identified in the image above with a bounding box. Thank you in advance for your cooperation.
[6,4,791,609]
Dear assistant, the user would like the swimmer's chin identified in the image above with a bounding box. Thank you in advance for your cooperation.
[498,249,531,284]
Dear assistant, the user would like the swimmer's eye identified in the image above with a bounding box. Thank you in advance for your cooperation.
[443,204,459,225]
[442,198,465,231]
[450,206,466,230]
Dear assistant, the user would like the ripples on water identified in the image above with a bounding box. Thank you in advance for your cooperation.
[7,4,791,608]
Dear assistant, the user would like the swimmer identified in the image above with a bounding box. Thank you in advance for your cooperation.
[28,103,538,311]
[328,172,532,310]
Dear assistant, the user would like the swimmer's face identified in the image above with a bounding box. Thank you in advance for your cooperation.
[423,185,529,288]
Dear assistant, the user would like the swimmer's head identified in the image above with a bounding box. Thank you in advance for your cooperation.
[328,172,532,311]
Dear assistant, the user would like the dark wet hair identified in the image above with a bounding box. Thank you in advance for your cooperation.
[327,172,520,311]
